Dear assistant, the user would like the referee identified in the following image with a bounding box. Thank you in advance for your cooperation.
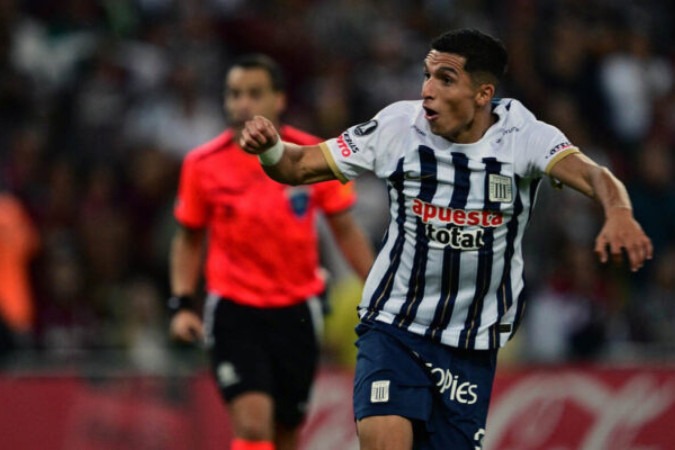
[168,54,373,450]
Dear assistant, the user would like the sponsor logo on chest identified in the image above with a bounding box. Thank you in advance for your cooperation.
[411,198,504,250]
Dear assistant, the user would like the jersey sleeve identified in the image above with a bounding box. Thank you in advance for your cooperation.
[320,102,412,182]
[174,153,208,228]
[517,120,580,178]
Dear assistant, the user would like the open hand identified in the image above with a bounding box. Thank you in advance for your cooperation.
[594,207,653,272]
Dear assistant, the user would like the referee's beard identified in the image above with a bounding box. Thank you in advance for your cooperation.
[230,123,245,142]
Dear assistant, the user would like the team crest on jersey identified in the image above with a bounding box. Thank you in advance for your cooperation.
[286,186,310,217]
[353,120,378,136]
[488,174,513,203]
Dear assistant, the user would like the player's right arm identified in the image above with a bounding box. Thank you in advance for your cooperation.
[168,226,205,342]
[240,115,337,185]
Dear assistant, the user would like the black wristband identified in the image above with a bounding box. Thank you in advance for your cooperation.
[167,294,195,317]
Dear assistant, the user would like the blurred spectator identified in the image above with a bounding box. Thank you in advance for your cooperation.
[123,63,223,161]
[524,241,616,362]
[123,144,178,278]
[40,158,80,243]
[117,17,171,97]
[78,163,131,284]
[350,20,425,120]
[7,0,100,95]
[627,138,675,254]
[0,25,36,137]
[34,240,99,356]
[120,276,170,373]
[599,27,673,152]
[68,40,132,165]
[627,245,675,346]
[2,125,47,212]
[0,190,39,360]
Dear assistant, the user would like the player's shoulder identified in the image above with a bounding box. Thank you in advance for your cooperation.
[494,98,559,136]
[184,130,234,165]
[493,98,537,125]
[280,125,323,145]
[349,100,421,138]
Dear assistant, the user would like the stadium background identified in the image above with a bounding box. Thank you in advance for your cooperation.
[0,0,673,448]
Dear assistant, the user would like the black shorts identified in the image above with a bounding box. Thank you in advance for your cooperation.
[204,294,323,427]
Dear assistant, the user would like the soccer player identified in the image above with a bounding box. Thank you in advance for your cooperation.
[168,54,374,450]
[239,30,653,450]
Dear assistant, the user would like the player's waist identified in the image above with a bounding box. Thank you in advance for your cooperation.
[357,306,517,351]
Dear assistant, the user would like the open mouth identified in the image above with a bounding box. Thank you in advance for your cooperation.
[423,106,439,121]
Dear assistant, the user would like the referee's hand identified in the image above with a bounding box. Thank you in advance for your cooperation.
[170,310,204,343]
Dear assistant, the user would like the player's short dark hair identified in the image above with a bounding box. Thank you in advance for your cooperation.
[227,53,286,92]
[431,29,507,85]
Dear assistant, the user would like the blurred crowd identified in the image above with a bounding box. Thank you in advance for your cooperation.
[0,0,673,371]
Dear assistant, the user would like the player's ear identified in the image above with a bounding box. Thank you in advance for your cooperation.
[475,83,494,107]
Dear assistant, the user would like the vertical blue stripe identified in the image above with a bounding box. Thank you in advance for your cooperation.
[426,152,471,341]
[427,244,460,342]
[459,157,501,349]
[494,175,524,346]
[396,146,437,328]
[511,177,541,337]
[449,153,471,209]
[365,158,406,320]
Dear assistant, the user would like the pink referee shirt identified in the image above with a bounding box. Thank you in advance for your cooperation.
[175,126,356,307]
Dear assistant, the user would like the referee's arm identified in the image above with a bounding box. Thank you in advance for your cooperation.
[168,226,206,342]
[326,210,375,282]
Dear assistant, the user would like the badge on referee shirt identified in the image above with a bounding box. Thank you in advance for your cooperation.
[286,186,310,217]
[488,174,513,203]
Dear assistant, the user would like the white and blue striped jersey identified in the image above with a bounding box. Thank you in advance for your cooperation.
[319,98,580,350]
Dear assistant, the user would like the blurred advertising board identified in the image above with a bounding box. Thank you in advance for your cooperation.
[1,365,674,449]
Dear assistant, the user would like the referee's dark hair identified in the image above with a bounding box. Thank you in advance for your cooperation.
[226,54,287,92]
[431,29,508,87]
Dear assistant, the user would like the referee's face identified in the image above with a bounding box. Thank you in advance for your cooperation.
[225,67,286,138]
[422,50,494,144]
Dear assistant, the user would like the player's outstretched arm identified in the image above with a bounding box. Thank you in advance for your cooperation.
[240,115,336,185]
[548,152,653,272]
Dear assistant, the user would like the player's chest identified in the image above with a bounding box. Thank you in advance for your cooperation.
[396,143,517,212]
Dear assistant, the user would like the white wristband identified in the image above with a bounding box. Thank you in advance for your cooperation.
[258,138,284,166]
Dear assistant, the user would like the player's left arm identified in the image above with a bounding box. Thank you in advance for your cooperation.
[325,210,375,282]
[548,152,653,272]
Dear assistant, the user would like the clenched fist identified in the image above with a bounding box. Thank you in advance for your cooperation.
[239,115,280,155]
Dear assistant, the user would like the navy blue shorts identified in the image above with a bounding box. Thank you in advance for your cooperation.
[353,319,497,449]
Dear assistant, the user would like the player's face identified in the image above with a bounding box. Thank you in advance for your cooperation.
[225,67,286,135]
[421,50,492,143]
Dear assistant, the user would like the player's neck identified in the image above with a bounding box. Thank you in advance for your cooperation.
[451,111,497,144]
